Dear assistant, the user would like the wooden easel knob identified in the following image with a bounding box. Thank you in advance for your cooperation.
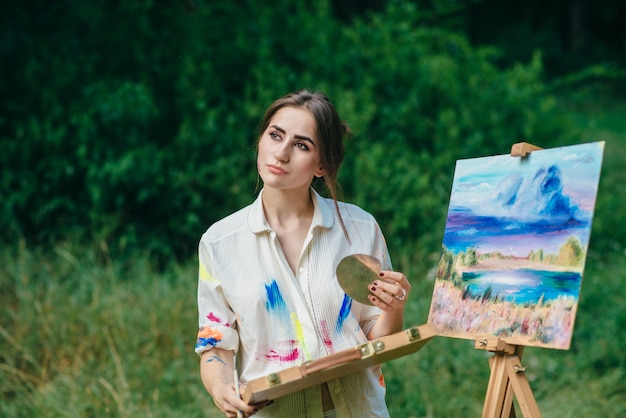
[510,142,543,157]
[474,336,517,354]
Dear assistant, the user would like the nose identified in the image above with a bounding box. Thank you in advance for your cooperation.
[274,142,290,163]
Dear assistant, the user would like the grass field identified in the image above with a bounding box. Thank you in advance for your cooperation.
[1,86,625,417]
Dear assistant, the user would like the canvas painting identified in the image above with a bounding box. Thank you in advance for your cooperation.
[428,142,604,350]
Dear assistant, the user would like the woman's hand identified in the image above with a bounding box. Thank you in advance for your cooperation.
[211,381,272,418]
[367,270,411,339]
[211,380,249,417]
[200,349,272,417]
[368,270,411,312]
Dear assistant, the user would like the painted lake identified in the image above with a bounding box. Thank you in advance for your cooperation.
[461,268,582,304]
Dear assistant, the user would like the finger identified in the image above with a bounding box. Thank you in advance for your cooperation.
[378,271,402,290]
[379,271,409,287]
[369,282,395,305]
[233,399,256,416]
[383,280,407,301]
[394,286,407,301]
[369,293,396,311]
[378,272,411,299]
[225,390,256,417]
[370,280,403,300]
[243,400,273,418]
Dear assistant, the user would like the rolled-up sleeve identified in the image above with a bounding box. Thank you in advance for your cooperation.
[195,238,240,356]
[357,304,381,337]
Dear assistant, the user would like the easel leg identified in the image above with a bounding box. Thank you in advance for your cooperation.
[482,353,541,418]
[501,369,516,418]
[482,354,514,418]
[504,356,541,418]
[476,339,541,417]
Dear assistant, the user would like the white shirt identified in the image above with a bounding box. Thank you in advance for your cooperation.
[196,188,392,417]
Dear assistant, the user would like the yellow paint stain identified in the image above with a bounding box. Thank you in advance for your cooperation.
[199,262,218,283]
[291,312,310,361]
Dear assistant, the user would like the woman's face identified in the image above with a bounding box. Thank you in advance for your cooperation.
[257,106,324,193]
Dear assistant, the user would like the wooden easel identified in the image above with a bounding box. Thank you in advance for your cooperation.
[472,141,545,418]
[242,324,436,404]
[475,337,541,418]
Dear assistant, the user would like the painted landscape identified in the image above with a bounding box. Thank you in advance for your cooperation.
[428,142,604,350]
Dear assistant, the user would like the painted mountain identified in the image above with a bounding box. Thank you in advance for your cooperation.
[428,142,604,350]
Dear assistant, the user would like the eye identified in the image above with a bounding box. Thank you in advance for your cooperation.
[269,131,282,141]
[295,142,310,151]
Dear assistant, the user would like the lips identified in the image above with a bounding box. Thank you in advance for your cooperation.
[267,164,287,175]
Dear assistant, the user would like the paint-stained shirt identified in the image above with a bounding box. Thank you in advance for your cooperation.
[195,188,393,418]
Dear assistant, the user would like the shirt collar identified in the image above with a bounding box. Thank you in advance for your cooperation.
[248,188,335,234]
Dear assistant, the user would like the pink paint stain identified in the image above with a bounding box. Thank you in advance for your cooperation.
[264,347,300,362]
[207,312,231,327]
[319,320,334,353]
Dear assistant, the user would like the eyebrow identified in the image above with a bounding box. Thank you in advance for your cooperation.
[270,125,316,146]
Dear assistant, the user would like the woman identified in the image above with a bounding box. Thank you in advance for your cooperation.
[195,89,411,417]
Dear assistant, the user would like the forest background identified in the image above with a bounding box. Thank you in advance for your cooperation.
[1,0,625,416]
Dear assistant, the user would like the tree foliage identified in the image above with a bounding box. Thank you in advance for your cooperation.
[0,0,602,266]
[464,0,626,78]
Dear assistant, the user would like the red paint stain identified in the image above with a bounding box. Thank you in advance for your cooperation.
[378,372,386,387]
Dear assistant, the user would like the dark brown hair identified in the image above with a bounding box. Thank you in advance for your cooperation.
[257,89,352,238]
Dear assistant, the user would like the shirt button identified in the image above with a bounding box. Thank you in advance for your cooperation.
[334,387,341,395]
[298,267,304,273]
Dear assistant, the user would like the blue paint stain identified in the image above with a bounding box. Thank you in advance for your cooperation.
[265,279,288,314]
[195,338,220,349]
[205,355,227,365]
[336,294,352,332]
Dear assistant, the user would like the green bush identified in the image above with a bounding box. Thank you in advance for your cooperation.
[1,0,580,266]
[323,3,575,262]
